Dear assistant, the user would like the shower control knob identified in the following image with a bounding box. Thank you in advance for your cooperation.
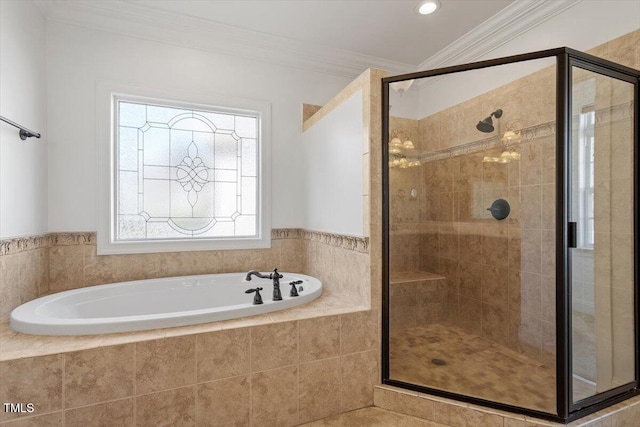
[487,199,510,220]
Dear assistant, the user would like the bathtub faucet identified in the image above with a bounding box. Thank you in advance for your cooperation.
[245,268,284,301]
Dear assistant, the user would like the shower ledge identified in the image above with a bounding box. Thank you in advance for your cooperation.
[0,291,367,362]
[390,271,446,284]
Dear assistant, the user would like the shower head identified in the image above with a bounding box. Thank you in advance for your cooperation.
[476,109,503,133]
[476,118,494,133]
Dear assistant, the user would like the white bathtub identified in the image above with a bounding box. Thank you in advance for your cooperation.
[10,272,322,336]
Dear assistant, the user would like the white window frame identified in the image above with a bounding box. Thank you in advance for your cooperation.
[97,81,271,255]
[577,105,595,250]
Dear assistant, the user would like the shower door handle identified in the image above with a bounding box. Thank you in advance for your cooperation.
[568,222,577,248]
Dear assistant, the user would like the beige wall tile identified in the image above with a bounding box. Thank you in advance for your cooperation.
[64,344,134,408]
[159,251,224,277]
[520,229,542,274]
[482,225,508,268]
[458,226,482,263]
[0,413,62,427]
[222,248,280,273]
[459,262,482,300]
[196,376,249,427]
[433,400,503,427]
[196,328,250,382]
[84,247,163,287]
[0,254,34,318]
[341,350,378,412]
[520,186,542,230]
[458,296,482,335]
[541,229,555,272]
[64,398,134,427]
[340,310,377,355]
[373,387,434,421]
[508,227,522,271]
[49,245,84,291]
[298,358,342,424]
[279,239,304,273]
[136,336,196,394]
[302,104,322,125]
[0,355,63,422]
[251,366,298,427]
[520,142,543,186]
[438,224,458,260]
[541,137,556,185]
[482,265,508,307]
[135,386,195,427]
[0,248,50,317]
[251,321,298,372]
[482,303,510,346]
[503,418,527,427]
[299,316,340,363]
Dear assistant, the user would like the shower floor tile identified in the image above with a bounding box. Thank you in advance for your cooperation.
[300,407,449,427]
[389,323,556,413]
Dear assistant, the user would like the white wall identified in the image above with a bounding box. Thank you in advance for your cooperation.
[416,0,640,118]
[0,1,48,239]
[301,92,363,236]
[46,20,352,232]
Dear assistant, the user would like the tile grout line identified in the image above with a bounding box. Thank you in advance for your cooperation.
[193,334,198,424]
[248,326,253,427]
[61,353,66,426]
[133,342,137,426]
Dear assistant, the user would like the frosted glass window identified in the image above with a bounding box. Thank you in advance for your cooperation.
[115,99,259,241]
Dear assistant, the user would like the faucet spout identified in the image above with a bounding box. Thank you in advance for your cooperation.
[245,269,284,301]
[245,270,270,281]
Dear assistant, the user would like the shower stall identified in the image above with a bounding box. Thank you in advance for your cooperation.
[382,48,639,422]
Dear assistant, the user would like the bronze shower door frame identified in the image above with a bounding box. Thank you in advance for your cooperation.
[381,47,640,423]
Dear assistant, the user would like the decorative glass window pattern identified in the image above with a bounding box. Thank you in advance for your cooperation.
[115,99,259,241]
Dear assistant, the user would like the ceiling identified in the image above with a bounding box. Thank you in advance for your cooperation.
[36,0,583,77]
[128,0,514,66]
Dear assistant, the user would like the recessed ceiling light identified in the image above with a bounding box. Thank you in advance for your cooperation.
[416,0,440,15]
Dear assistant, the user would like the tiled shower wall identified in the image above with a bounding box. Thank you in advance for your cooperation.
[388,29,639,366]
[0,230,369,318]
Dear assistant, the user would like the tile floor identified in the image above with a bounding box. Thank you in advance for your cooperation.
[301,407,448,427]
[389,323,557,413]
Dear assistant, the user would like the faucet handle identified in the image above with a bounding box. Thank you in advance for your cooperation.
[289,281,301,297]
[245,287,264,305]
[272,268,283,279]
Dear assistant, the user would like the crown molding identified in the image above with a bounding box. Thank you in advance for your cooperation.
[417,0,583,72]
[34,0,582,81]
[39,0,414,79]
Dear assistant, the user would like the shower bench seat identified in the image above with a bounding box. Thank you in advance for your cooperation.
[389,271,448,332]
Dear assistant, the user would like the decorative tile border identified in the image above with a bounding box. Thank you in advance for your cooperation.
[0,234,53,256]
[415,101,632,163]
[1,229,369,256]
[271,228,303,240]
[50,232,96,246]
[300,229,369,253]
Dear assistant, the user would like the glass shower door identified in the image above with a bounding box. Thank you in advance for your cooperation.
[569,63,636,407]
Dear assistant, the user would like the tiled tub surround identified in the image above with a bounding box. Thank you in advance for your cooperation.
[0,229,368,319]
[0,231,376,425]
[0,308,379,426]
